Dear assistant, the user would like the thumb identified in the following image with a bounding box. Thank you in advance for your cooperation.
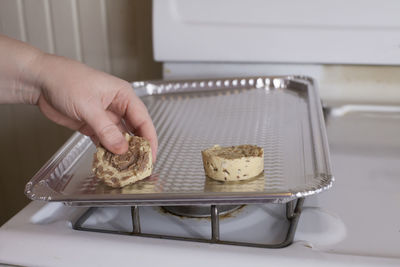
[82,107,128,154]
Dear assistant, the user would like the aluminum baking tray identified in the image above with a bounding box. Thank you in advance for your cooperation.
[25,76,333,206]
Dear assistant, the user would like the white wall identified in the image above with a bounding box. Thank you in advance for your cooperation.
[0,0,160,81]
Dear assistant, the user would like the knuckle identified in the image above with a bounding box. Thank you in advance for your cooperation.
[98,124,119,141]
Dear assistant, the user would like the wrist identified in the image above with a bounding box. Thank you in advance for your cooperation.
[16,49,46,105]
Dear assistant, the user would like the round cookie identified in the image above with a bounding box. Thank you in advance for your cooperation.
[201,145,264,181]
[92,134,152,188]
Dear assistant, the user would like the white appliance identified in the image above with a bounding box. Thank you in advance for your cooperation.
[1,1,400,266]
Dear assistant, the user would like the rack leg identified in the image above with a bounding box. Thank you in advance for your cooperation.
[131,206,141,234]
[211,205,220,242]
[286,199,295,219]
[280,197,305,247]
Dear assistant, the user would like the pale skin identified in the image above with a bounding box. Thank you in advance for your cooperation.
[0,35,157,161]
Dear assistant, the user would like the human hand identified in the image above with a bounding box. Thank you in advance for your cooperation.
[32,54,158,160]
[0,35,157,159]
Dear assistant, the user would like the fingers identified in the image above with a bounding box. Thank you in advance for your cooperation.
[79,113,126,145]
[38,74,157,159]
[81,107,128,154]
[39,95,127,154]
[38,96,83,130]
[124,95,158,162]
[132,119,158,163]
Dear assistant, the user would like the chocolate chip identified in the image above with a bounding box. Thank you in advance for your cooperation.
[121,176,131,181]
[93,156,99,165]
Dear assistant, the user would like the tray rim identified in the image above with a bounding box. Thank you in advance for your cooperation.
[25,75,334,206]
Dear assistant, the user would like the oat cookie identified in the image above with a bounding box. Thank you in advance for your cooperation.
[201,145,264,181]
[92,134,152,188]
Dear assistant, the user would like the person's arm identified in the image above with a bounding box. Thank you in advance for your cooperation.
[0,35,157,159]
[0,35,42,104]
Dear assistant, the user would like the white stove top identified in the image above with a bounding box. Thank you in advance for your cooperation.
[1,104,400,266]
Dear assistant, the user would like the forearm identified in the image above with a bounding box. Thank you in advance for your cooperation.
[0,35,43,104]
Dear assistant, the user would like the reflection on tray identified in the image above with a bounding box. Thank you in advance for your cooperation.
[81,174,161,195]
[80,172,265,195]
[204,172,265,193]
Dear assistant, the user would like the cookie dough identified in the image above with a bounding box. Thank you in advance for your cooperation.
[92,134,152,188]
[201,145,264,181]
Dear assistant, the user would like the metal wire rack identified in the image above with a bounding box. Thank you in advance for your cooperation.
[73,197,304,248]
